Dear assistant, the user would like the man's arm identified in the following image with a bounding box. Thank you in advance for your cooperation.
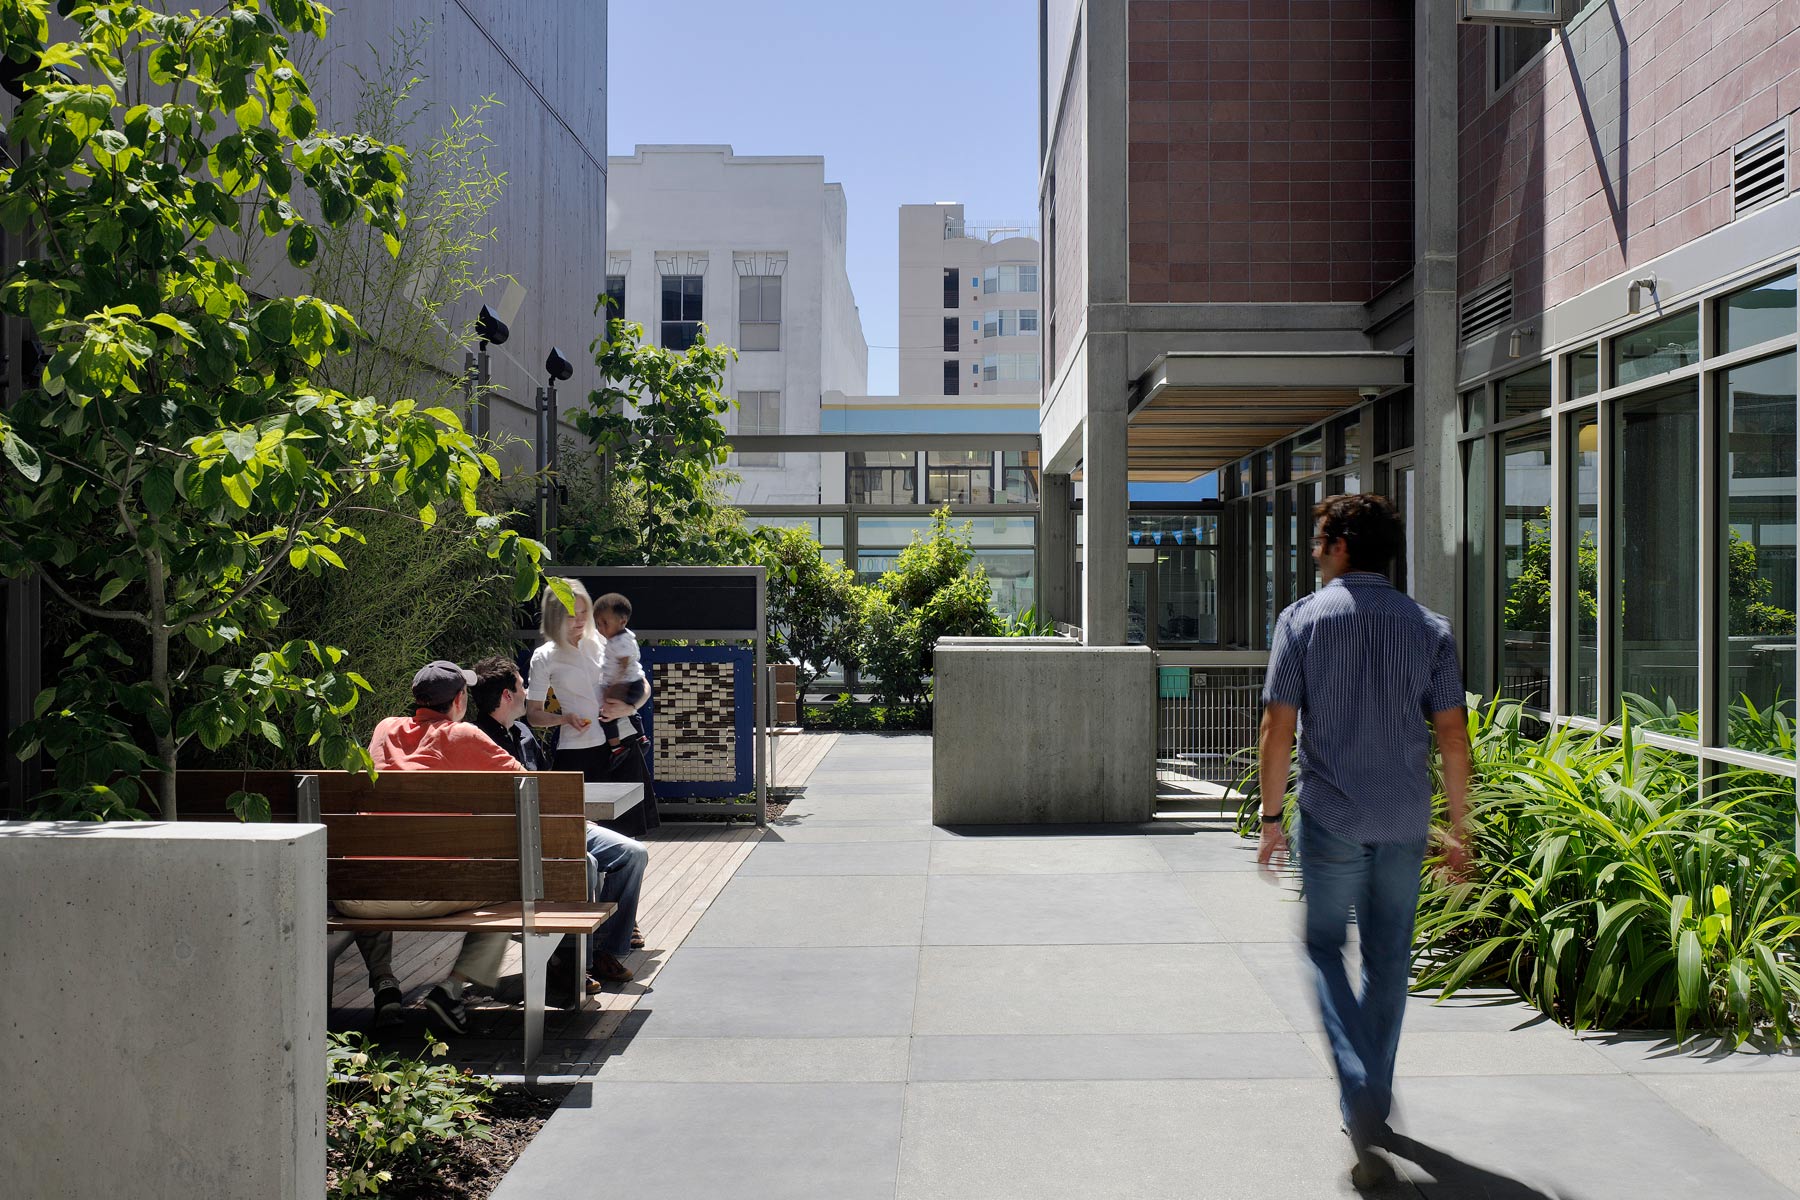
[1430,707,1472,877]
[1257,702,1298,867]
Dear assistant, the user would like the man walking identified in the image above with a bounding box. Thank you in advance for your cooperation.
[1255,494,1472,1188]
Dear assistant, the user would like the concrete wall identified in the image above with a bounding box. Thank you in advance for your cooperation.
[933,642,1155,823]
[0,822,327,1199]
[607,145,870,506]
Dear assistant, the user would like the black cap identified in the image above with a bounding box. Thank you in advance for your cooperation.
[412,660,477,709]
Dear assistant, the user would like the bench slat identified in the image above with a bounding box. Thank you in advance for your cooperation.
[329,858,589,903]
[322,813,585,860]
[170,770,587,817]
[327,901,615,935]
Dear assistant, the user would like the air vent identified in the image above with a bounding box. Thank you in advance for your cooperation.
[1732,124,1789,218]
[1459,278,1514,343]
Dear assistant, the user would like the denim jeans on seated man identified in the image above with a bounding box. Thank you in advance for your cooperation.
[1298,813,1426,1139]
[585,822,648,962]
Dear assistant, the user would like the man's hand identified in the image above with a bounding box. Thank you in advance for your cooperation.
[1256,821,1289,875]
[1439,824,1474,882]
[600,698,633,720]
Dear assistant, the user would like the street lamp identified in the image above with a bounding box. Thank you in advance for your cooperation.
[536,347,575,552]
[462,304,509,438]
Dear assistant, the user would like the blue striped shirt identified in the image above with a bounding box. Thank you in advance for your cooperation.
[1263,572,1465,844]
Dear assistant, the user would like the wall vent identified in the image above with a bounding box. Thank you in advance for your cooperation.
[1732,124,1789,218]
[1459,278,1514,344]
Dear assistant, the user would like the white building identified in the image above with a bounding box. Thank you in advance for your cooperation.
[604,145,869,505]
[897,203,1041,400]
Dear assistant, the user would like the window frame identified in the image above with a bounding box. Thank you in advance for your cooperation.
[736,275,782,352]
[660,273,704,352]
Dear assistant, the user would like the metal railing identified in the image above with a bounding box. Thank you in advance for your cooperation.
[1154,651,1268,794]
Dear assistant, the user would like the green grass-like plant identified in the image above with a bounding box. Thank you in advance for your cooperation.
[326,1031,494,1198]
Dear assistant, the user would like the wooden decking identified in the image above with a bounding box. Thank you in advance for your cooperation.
[328,733,840,1074]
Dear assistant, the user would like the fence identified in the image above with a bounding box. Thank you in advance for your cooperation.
[1153,652,1268,793]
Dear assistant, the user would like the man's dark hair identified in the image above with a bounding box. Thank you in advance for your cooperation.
[469,655,522,719]
[595,591,632,623]
[1314,493,1404,573]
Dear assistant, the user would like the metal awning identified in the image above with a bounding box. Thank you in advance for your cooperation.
[1129,351,1407,479]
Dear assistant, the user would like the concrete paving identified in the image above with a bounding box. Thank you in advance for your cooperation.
[493,733,1800,1200]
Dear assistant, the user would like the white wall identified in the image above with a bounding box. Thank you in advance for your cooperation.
[898,203,1042,399]
[607,146,869,507]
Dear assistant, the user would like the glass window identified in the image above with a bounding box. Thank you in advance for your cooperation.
[927,449,994,504]
[943,268,959,309]
[943,360,959,396]
[975,548,1036,617]
[1129,514,1218,545]
[999,450,1040,503]
[1290,430,1325,478]
[737,275,781,351]
[1492,24,1551,88]
[1463,388,1487,433]
[1616,382,1700,735]
[982,264,1040,294]
[1020,309,1039,333]
[981,309,1040,339]
[847,452,917,505]
[1155,548,1219,645]
[1724,351,1797,757]
[735,390,780,467]
[1568,409,1601,717]
[1612,309,1700,388]
[858,515,936,545]
[660,274,703,351]
[1499,362,1552,418]
[1500,424,1553,709]
[943,316,959,352]
[603,274,625,319]
[1464,438,1492,696]
[982,353,1040,382]
[1720,272,1798,353]
[1569,345,1599,400]
[1338,414,1362,467]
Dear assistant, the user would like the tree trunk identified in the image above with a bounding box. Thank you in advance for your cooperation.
[148,555,177,821]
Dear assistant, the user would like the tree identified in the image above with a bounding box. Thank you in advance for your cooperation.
[754,524,861,699]
[855,509,1001,710]
[0,1,547,818]
[564,313,753,566]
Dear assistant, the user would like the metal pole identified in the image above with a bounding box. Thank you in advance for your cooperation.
[544,381,560,556]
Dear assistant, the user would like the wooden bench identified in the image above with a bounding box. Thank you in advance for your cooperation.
[175,769,614,1066]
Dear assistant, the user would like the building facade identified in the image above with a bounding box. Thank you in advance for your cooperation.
[604,145,870,506]
[1041,0,1799,784]
[898,203,1045,400]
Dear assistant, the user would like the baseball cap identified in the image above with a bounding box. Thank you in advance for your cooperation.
[412,660,478,709]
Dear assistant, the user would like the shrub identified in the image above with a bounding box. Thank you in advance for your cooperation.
[854,509,1001,710]
[754,525,862,701]
[326,1032,493,1198]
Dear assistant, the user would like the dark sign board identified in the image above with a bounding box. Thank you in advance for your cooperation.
[540,566,763,638]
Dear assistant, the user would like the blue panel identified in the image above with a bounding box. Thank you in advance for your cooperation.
[639,644,755,798]
[1130,476,1221,502]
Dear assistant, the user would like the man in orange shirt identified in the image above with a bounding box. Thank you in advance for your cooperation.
[340,660,523,1035]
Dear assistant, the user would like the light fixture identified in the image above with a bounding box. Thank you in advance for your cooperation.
[1507,326,1536,358]
[1627,276,1657,314]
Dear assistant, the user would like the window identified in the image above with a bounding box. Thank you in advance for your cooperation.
[1612,309,1699,387]
[1492,25,1551,89]
[943,268,959,309]
[943,317,959,352]
[1720,272,1798,352]
[981,353,1040,382]
[999,450,1040,503]
[1569,345,1599,399]
[981,308,1040,338]
[1290,429,1324,477]
[1500,424,1552,708]
[735,390,779,467]
[982,264,1040,294]
[737,276,781,351]
[1499,362,1552,418]
[1616,383,1701,732]
[943,359,959,395]
[603,274,625,319]
[660,274,703,351]
[847,452,916,504]
[927,450,994,504]
[1567,407,1600,717]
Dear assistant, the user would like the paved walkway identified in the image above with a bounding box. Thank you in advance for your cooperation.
[494,733,1800,1199]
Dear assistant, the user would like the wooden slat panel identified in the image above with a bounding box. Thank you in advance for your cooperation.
[317,771,587,816]
[162,772,303,818]
[321,814,584,860]
[328,901,614,935]
[328,858,587,902]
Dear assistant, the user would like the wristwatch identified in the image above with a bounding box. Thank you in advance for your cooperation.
[1260,812,1284,824]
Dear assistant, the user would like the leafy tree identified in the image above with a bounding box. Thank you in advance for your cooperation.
[753,524,861,700]
[0,1,546,818]
[856,508,1001,709]
[565,313,753,566]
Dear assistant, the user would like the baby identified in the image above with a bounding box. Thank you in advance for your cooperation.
[593,591,649,750]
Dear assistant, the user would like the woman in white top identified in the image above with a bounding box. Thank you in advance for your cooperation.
[528,578,659,834]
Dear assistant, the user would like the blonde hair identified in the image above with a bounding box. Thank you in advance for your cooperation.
[539,577,597,650]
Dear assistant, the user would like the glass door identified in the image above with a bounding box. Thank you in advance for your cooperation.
[1127,563,1152,645]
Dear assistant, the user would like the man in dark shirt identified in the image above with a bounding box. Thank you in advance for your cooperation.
[1256,495,1472,1188]
[468,656,647,986]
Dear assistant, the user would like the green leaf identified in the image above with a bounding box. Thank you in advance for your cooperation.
[3,430,42,482]
[256,305,293,344]
[97,577,127,605]
[227,790,272,823]
[286,223,318,267]
[222,428,258,464]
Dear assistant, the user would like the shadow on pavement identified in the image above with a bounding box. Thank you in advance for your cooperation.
[1384,1133,1578,1199]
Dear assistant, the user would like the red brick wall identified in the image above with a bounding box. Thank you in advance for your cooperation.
[1126,0,1414,305]
[1459,0,1800,319]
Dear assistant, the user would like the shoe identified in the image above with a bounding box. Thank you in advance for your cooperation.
[372,984,405,1029]
[590,953,634,983]
[1349,1146,1394,1190]
[630,924,646,949]
[422,984,469,1036]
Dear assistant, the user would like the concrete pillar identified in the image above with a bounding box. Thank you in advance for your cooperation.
[1082,333,1131,645]
[0,822,327,1198]
[1411,0,1462,625]
[1038,471,1074,625]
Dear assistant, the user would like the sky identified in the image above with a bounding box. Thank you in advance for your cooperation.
[607,0,1040,395]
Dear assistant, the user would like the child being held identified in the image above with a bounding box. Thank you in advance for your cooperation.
[593,591,649,750]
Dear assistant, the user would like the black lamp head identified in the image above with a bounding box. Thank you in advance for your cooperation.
[475,304,509,346]
[545,347,574,382]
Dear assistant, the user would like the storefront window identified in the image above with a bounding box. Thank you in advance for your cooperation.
[1463,388,1488,433]
[1612,309,1700,388]
[1500,424,1552,708]
[1464,438,1492,696]
[1721,272,1798,353]
[1291,430,1325,478]
[847,452,916,504]
[926,449,994,503]
[1724,351,1797,757]
[1568,409,1600,717]
[1569,344,1600,400]
[1500,362,1552,418]
[1156,549,1219,644]
[1616,383,1700,734]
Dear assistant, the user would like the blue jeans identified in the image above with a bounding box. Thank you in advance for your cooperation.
[1298,811,1425,1143]
[585,821,647,959]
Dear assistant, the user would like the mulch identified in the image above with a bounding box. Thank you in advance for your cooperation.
[328,1085,570,1199]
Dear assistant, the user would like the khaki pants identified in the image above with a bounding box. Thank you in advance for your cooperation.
[335,900,511,989]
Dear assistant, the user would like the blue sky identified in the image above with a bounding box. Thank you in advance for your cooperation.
[607,0,1040,395]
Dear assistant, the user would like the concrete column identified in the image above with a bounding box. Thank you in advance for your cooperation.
[1082,333,1131,645]
[1038,471,1074,625]
[0,822,327,1197]
[1410,0,1462,626]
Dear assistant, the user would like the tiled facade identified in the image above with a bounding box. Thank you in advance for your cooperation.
[1124,0,1414,304]
[1459,0,1800,320]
